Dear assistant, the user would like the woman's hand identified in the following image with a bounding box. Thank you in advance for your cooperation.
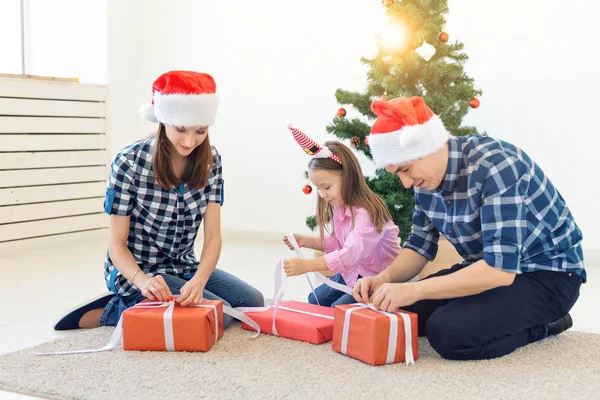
[177,277,206,307]
[138,275,173,302]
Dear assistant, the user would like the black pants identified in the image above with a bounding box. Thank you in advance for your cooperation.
[401,264,582,360]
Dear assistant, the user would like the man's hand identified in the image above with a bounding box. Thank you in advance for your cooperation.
[283,258,308,276]
[371,282,421,312]
[352,276,386,304]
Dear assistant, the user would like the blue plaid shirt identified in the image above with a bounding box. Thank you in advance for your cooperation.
[405,135,586,281]
[103,136,224,297]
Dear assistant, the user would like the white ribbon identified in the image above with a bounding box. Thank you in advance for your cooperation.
[235,260,335,335]
[285,233,321,305]
[37,297,260,356]
[340,303,414,366]
[163,301,176,351]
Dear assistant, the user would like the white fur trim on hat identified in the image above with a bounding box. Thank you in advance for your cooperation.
[368,115,451,167]
[142,92,219,127]
[139,103,157,123]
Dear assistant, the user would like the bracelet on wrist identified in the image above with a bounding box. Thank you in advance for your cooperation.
[130,270,142,286]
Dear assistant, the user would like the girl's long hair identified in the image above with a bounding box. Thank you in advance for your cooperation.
[309,141,392,240]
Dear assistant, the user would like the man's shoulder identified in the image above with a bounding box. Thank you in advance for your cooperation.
[459,135,532,178]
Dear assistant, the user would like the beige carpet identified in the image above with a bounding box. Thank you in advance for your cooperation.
[0,324,598,400]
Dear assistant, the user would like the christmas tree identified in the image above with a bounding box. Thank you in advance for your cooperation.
[305,0,482,242]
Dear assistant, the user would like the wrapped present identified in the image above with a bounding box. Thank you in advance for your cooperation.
[332,303,418,365]
[241,300,335,344]
[123,299,223,352]
[37,298,260,356]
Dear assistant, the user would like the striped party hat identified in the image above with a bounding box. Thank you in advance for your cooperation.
[287,123,342,164]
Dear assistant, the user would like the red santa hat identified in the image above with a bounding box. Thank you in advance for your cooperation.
[139,70,219,127]
[287,123,342,164]
[368,96,451,167]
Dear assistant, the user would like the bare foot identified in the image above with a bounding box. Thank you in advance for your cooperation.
[78,308,104,329]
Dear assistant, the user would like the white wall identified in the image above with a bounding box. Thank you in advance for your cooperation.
[106,0,382,237]
[107,0,600,249]
[445,0,600,251]
[0,0,22,74]
[25,0,107,83]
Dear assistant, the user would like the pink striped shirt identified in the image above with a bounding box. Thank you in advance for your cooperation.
[322,206,402,288]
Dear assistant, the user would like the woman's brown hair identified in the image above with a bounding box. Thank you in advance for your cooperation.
[309,140,392,241]
[152,123,212,190]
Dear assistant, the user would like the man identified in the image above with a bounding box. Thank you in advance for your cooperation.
[353,96,586,360]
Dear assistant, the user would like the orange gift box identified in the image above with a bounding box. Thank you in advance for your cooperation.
[122,299,223,352]
[241,300,335,344]
[332,304,418,365]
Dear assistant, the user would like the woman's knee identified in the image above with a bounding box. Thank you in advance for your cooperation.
[244,285,264,308]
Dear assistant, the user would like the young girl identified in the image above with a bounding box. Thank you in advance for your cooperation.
[282,125,402,307]
[54,70,264,330]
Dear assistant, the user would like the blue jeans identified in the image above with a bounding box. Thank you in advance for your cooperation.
[307,273,356,307]
[99,268,264,328]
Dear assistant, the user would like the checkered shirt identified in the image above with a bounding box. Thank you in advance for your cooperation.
[103,136,224,297]
[405,135,586,281]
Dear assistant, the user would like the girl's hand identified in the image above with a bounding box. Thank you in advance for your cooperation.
[177,277,206,307]
[139,275,173,302]
[283,258,308,276]
[283,234,304,250]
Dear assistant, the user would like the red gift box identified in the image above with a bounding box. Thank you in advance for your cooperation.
[241,300,335,344]
[123,299,223,352]
[332,304,418,365]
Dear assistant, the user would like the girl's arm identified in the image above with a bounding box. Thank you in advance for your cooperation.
[296,235,324,251]
[322,211,384,275]
[284,211,384,277]
[291,231,341,252]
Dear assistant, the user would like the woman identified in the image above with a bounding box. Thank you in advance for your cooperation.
[54,70,264,330]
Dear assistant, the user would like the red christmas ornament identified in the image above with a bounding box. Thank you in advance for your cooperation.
[469,98,480,109]
[337,108,347,117]
[303,184,312,195]
[439,32,449,43]
[383,0,394,8]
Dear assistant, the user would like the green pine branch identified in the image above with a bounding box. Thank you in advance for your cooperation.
[304,0,483,237]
